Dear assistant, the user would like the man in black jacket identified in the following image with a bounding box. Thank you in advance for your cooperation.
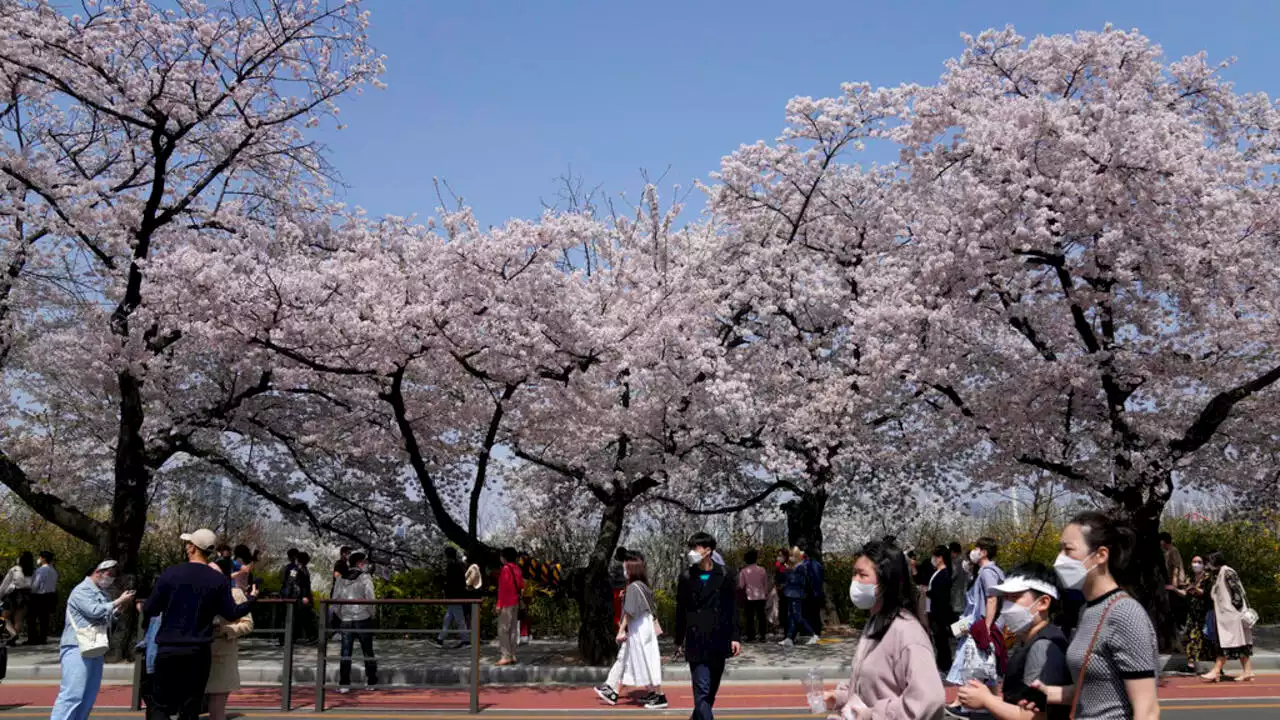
[925,545,955,671]
[435,547,471,648]
[674,532,740,720]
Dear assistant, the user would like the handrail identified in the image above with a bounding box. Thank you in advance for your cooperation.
[317,597,482,713]
[323,597,482,605]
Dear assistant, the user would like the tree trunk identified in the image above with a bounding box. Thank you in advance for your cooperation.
[782,489,827,563]
[1115,485,1175,654]
[575,495,627,666]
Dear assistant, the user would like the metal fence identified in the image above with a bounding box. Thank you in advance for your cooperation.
[317,598,482,713]
[128,596,483,713]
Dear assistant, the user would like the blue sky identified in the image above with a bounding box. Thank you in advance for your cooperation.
[317,0,1280,227]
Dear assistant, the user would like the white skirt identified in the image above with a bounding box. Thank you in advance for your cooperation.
[616,614,662,688]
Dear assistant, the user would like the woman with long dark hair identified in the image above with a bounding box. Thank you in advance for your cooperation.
[594,556,666,709]
[825,540,944,720]
[1,551,36,643]
[1029,511,1159,720]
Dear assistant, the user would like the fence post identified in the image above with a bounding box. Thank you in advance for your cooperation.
[470,602,481,714]
[130,613,144,712]
[281,602,296,712]
[315,602,328,712]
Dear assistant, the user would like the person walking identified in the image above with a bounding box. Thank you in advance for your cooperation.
[50,560,134,720]
[1024,512,1159,720]
[594,556,667,709]
[329,546,352,637]
[945,538,1004,689]
[737,550,769,643]
[949,542,969,620]
[1178,556,1216,674]
[206,558,255,720]
[1,551,35,644]
[780,547,816,646]
[925,545,955,672]
[496,547,524,666]
[801,544,825,638]
[293,552,317,644]
[27,551,58,646]
[675,532,741,720]
[436,547,471,648]
[954,563,1071,720]
[1200,551,1256,683]
[824,539,944,720]
[773,549,790,641]
[333,551,379,693]
[143,529,257,720]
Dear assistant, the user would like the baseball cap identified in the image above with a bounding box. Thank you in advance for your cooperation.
[96,559,118,572]
[180,528,218,552]
[990,574,1058,599]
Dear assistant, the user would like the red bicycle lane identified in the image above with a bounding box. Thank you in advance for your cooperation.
[1,677,1276,712]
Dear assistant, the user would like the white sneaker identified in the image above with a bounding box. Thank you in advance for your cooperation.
[807,635,821,645]
[779,638,794,647]
[365,684,377,692]
[337,687,351,695]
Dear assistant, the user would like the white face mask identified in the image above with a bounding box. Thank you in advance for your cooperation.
[969,548,982,564]
[1054,552,1092,590]
[687,549,705,566]
[1191,562,1203,574]
[849,580,877,610]
[95,575,115,590]
[996,599,1036,634]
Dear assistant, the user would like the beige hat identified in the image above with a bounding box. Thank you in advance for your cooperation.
[180,528,218,552]
[464,563,482,590]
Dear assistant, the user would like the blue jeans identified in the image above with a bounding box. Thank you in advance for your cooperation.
[340,618,379,687]
[52,645,105,720]
[689,659,725,720]
[787,597,815,640]
[439,604,469,643]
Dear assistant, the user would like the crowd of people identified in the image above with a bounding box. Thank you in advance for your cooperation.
[0,511,1262,720]
[586,512,1254,720]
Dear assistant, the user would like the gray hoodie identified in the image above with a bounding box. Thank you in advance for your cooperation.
[332,568,376,623]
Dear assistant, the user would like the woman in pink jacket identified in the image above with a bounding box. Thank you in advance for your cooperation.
[826,540,945,720]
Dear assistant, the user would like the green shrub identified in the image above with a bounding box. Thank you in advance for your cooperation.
[1162,516,1280,623]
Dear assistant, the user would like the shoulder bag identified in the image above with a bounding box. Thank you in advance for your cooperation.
[67,607,110,658]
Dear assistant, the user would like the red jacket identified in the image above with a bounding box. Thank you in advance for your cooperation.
[497,562,524,609]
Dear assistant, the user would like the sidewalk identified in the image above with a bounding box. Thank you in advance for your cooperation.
[6,626,1278,686]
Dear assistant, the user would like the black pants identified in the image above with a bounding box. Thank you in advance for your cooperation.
[803,597,824,636]
[339,618,379,687]
[929,612,953,671]
[148,646,212,720]
[689,658,726,720]
[27,593,56,645]
[743,600,767,642]
[294,601,318,643]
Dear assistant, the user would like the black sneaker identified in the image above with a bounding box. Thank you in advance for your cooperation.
[594,685,619,706]
[643,693,669,709]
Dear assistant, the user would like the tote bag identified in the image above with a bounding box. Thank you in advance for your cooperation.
[68,609,110,658]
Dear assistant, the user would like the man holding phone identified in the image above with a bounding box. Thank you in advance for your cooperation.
[143,529,256,720]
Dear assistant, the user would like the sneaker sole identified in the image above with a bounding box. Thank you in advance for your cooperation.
[594,689,618,706]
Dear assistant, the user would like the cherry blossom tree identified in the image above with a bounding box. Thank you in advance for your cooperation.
[881,27,1280,615]
[0,0,382,596]
[655,87,934,560]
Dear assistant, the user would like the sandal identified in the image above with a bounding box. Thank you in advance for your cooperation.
[1238,674,1256,683]
[1199,673,1221,683]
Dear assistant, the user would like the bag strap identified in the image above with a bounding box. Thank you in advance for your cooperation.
[1068,593,1127,720]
